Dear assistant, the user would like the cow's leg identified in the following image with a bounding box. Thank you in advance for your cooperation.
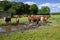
[10,20,11,24]
[37,21,38,24]
[28,19,31,24]
[37,18,40,24]
[44,19,47,23]
[36,19,39,24]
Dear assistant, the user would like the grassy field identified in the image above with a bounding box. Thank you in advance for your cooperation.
[0,15,60,40]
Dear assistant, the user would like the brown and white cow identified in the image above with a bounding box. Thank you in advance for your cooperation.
[28,15,41,24]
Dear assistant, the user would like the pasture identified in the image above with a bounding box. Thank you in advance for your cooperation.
[0,15,60,40]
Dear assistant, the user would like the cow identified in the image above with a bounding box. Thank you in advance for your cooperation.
[5,16,11,24]
[28,15,41,24]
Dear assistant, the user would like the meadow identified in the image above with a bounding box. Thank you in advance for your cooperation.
[0,15,60,40]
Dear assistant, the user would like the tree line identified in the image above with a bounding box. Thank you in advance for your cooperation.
[0,1,50,16]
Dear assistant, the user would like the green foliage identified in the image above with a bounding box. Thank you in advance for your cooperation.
[9,2,17,15]
[16,2,25,15]
[0,1,12,11]
[29,4,38,15]
[40,6,50,15]
[0,7,4,11]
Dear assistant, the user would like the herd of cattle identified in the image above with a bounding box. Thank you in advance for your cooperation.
[4,15,50,25]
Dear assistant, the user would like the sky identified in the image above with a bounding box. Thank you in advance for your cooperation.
[0,0,60,12]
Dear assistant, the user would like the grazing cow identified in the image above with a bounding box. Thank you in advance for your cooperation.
[28,15,41,24]
[5,16,11,24]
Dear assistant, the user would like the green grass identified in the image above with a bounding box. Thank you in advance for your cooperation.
[0,15,60,40]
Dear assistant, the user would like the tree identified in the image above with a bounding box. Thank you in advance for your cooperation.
[0,1,5,11]
[0,6,4,11]
[29,4,38,15]
[15,2,25,15]
[24,4,30,15]
[9,2,17,14]
[0,1,12,11]
[40,6,50,15]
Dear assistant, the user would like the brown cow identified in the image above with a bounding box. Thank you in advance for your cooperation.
[28,15,41,24]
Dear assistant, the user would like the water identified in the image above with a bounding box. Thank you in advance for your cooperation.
[0,22,42,33]
[0,28,6,32]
